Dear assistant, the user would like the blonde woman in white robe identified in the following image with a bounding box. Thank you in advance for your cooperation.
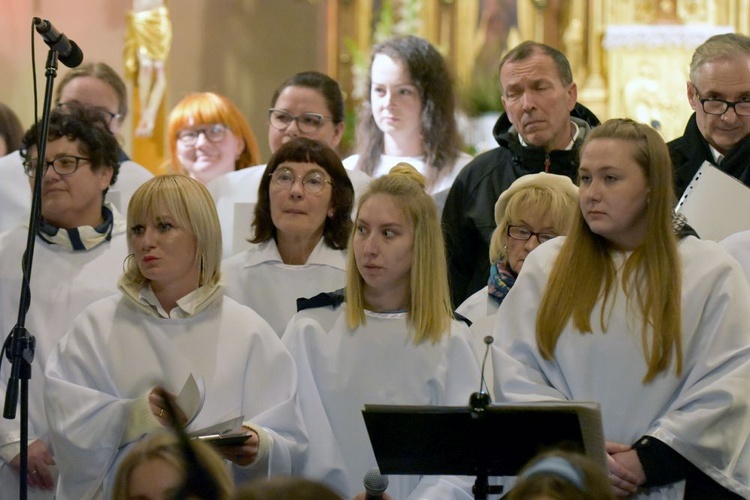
[44,175,307,499]
[493,119,750,499]
[283,164,479,499]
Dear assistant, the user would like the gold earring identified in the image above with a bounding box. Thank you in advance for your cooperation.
[122,254,144,284]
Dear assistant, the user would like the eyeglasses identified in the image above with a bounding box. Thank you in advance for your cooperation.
[57,102,122,125]
[23,155,91,178]
[269,167,333,194]
[176,124,228,145]
[268,108,331,133]
[692,86,750,116]
[507,225,558,244]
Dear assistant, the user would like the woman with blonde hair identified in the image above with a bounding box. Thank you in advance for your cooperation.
[167,92,261,184]
[113,431,234,500]
[457,172,578,321]
[44,175,306,499]
[493,119,750,498]
[282,164,478,499]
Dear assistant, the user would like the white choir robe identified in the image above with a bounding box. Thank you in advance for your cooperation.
[721,229,750,284]
[0,150,153,233]
[456,287,501,396]
[282,303,480,499]
[343,152,472,215]
[44,293,308,500]
[222,238,346,336]
[0,221,128,500]
[492,236,750,499]
[207,164,372,258]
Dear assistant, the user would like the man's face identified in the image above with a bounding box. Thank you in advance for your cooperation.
[689,54,750,155]
[500,51,577,152]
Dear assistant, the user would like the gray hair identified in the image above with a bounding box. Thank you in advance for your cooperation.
[690,33,750,84]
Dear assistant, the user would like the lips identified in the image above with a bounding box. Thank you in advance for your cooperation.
[142,255,157,263]
[284,209,307,215]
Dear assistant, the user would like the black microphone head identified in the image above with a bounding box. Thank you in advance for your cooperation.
[59,40,84,68]
[483,335,494,346]
[363,467,389,495]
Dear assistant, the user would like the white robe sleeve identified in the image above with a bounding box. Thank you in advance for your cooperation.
[282,312,349,496]
[44,325,135,500]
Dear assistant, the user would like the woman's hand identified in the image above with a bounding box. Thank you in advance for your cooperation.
[606,441,646,496]
[148,386,188,427]
[217,427,259,466]
[10,440,55,490]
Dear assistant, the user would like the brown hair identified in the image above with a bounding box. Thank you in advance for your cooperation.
[252,137,353,249]
[536,119,681,383]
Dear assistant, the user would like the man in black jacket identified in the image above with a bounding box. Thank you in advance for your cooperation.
[442,41,599,306]
[669,33,750,200]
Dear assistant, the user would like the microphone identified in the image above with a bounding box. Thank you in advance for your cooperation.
[469,336,494,411]
[33,17,84,68]
[363,467,389,499]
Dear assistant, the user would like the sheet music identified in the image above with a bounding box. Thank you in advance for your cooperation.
[675,161,750,241]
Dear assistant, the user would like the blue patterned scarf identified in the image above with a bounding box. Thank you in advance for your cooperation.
[487,260,517,306]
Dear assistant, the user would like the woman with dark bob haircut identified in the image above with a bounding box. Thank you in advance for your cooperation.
[223,137,354,335]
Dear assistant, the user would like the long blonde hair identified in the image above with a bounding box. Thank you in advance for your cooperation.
[536,119,682,382]
[345,163,453,344]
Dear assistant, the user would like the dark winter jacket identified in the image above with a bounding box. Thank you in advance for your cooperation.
[668,113,750,200]
[442,103,600,307]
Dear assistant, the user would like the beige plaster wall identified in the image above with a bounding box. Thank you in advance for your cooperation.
[0,0,327,161]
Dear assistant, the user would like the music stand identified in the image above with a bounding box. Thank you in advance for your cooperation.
[362,401,606,500]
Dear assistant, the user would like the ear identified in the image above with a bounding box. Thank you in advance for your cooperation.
[234,134,245,160]
[687,81,698,111]
[98,165,114,192]
[330,122,345,149]
[566,82,578,112]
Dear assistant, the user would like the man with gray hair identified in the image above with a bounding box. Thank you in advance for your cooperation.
[670,32,750,198]
[442,41,599,306]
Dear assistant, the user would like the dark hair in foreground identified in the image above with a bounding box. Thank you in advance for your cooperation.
[233,477,343,500]
[0,102,24,153]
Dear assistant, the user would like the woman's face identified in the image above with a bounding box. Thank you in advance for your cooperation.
[354,194,414,309]
[370,54,423,145]
[268,86,344,154]
[126,457,182,500]
[578,138,650,250]
[269,161,334,243]
[27,137,113,229]
[130,205,200,296]
[57,76,123,134]
[175,121,243,184]
[505,207,558,274]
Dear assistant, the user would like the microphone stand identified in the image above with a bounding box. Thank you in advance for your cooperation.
[468,336,503,500]
[2,48,60,500]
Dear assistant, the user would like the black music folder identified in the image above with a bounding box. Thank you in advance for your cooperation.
[362,400,606,478]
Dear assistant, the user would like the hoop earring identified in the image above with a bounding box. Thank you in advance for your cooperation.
[122,254,144,284]
[199,254,206,287]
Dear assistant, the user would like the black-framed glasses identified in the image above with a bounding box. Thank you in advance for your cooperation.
[176,124,228,145]
[269,167,333,194]
[57,101,122,125]
[268,108,331,133]
[692,86,750,116]
[507,225,558,244]
[23,155,92,178]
